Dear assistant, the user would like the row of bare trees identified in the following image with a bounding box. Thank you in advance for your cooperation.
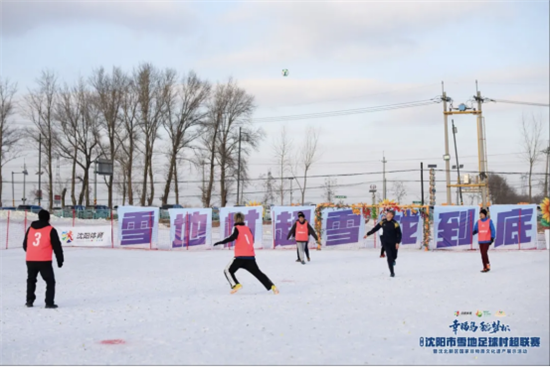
[271,125,321,205]
[0,65,261,209]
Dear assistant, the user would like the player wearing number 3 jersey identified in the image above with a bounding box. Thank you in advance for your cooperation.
[22,210,64,308]
[214,212,279,295]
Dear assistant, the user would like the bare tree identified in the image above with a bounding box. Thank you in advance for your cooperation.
[261,170,276,205]
[115,74,138,205]
[161,71,210,205]
[520,113,544,202]
[54,79,101,206]
[293,125,321,205]
[133,63,175,206]
[199,79,260,207]
[272,125,293,205]
[198,108,221,208]
[23,70,58,210]
[323,178,337,203]
[90,66,126,208]
[391,180,407,204]
[0,78,20,207]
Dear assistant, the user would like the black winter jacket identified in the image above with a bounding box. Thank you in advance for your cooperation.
[367,219,402,244]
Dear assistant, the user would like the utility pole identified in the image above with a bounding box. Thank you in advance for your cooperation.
[38,136,42,206]
[369,185,377,205]
[420,162,424,206]
[382,152,387,200]
[202,161,206,197]
[289,177,293,205]
[236,127,242,205]
[521,174,528,196]
[442,83,452,205]
[22,162,28,205]
[94,159,98,206]
[475,81,489,207]
[11,172,14,206]
[451,120,464,205]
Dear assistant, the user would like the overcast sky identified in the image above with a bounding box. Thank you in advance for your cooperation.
[1,0,549,207]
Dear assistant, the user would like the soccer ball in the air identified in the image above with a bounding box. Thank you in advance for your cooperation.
[282,69,289,77]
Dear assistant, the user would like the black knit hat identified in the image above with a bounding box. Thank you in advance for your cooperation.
[297,211,305,218]
[480,208,488,216]
[38,209,50,222]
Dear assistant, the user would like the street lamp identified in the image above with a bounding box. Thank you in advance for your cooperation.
[12,167,29,207]
[22,165,28,205]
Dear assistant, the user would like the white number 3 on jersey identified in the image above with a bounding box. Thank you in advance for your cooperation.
[32,233,42,247]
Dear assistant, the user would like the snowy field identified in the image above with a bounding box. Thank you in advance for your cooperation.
[1,248,548,365]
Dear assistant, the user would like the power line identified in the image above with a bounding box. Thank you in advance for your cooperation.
[489,99,550,107]
[246,151,526,166]
[251,98,440,123]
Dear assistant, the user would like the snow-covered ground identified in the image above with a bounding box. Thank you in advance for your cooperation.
[1,248,548,365]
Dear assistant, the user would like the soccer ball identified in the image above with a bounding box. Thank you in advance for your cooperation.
[282,69,289,77]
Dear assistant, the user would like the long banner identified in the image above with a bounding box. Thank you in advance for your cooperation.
[433,206,478,250]
[488,204,537,250]
[219,206,263,248]
[58,226,112,247]
[117,206,159,247]
[433,205,538,250]
[169,208,212,249]
[377,210,423,246]
[322,208,364,246]
[271,206,315,248]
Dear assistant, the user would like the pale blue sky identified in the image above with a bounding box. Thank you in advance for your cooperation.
[1,0,549,206]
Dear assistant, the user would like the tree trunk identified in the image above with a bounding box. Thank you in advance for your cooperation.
[204,133,217,207]
[220,159,227,207]
[141,136,150,206]
[279,163,284,205]
[71,151,77,206]
[122,168,127,205]
[47,137,53,211]
[61,188,67,208]
[148,156,154,206]
[301,168,309,205]
[162,147,177,206]
[174,158,180,205]
[529,163,533,202]
[127,139,134,205]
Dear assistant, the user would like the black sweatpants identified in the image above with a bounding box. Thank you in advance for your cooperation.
[382,242,398,275]
[26,261,56,305]
[224,257,274,290]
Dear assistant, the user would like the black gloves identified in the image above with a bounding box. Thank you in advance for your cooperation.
[490,238,494,245]
[213,242,222,246]
[57,260,63,268]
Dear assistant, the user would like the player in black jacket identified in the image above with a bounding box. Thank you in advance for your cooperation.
[365,210,402,277]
